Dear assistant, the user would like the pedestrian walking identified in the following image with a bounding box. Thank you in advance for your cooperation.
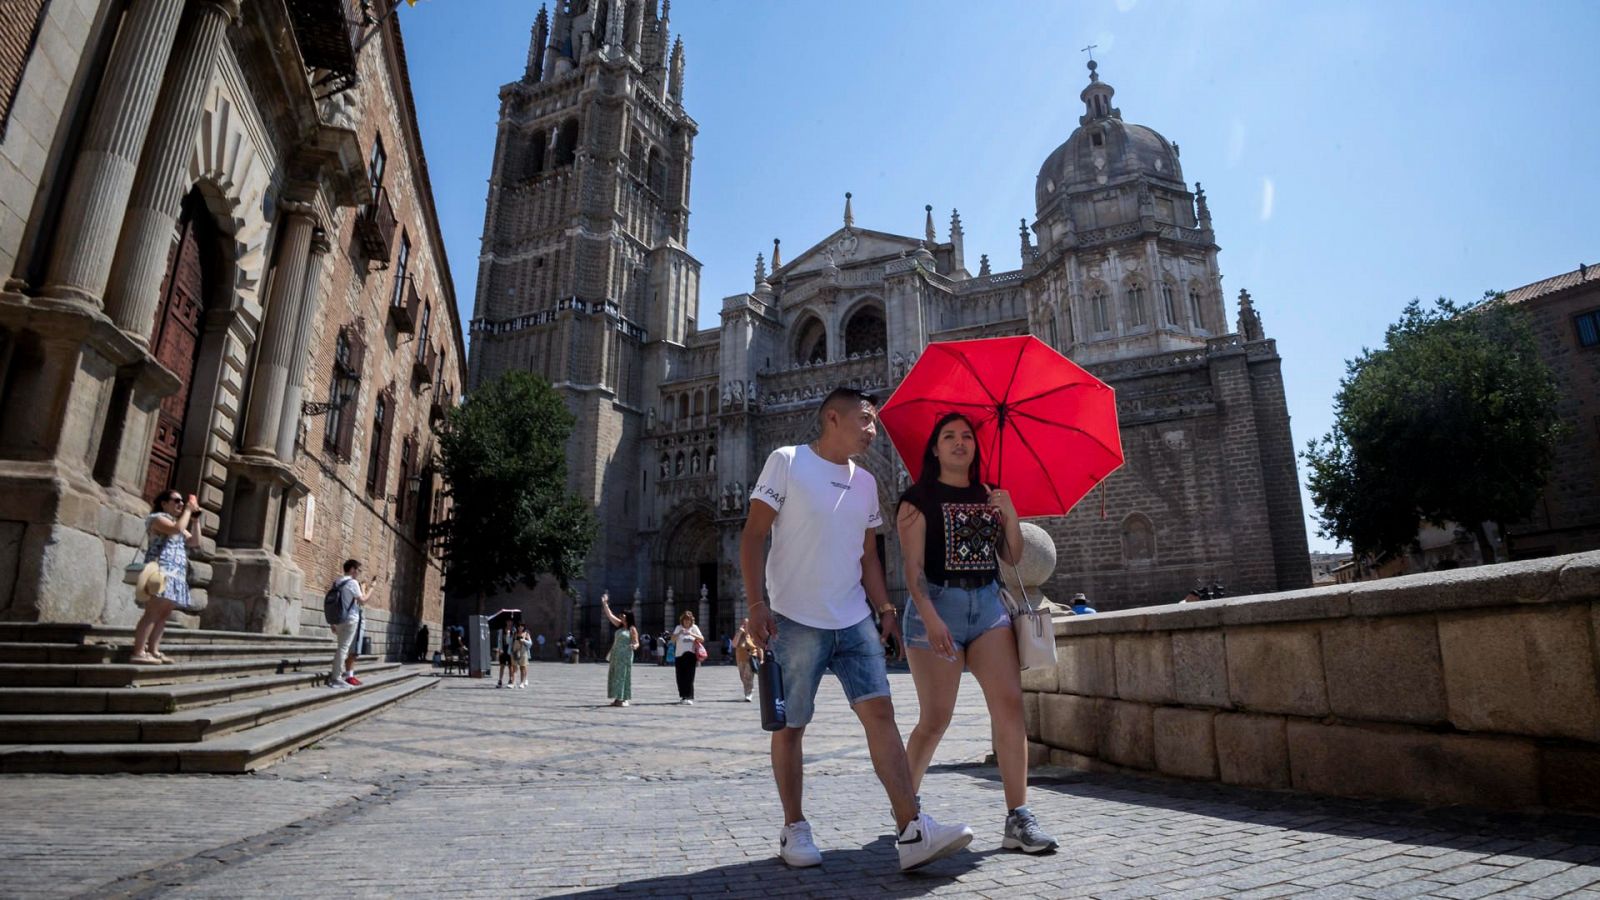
[496,623,516,687]
[741,387,972,872]
[130,490,204,665]
[510,624,531,688]
[671,611,704,704]
[733,617,761,702]
[722,633,734,664]
[655,633,666,666]
[895,412,1058,854]
[600,593,640,706]
[322,560,371,689]
[663,630,675,666]
[536,632,547,659]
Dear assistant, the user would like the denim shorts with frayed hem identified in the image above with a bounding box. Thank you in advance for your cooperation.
[902,580,1011,653]
[769,612,890,728]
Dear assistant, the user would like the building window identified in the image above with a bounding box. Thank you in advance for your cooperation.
[417,302,431,361]
[554,118,579,167]
[1576,309,1600,348]
[844,306,887,356]
[1091,290,1110,333]
[390,232,411,310]
[325,324,365,460]
[1162,283,1178,324]
[659,452,669,477]
[707,446,716,473]
[795,317,827,364]
[366,392,389,496]
[526,128,547,178]
[1188,288,1205,330]
[1126,283,1147,327]
[367,136,386,195]
[396,436,414,520]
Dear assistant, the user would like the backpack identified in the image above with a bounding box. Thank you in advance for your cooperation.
[323,577,353,625]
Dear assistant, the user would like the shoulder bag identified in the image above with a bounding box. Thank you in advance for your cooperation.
[999,565,1057,671]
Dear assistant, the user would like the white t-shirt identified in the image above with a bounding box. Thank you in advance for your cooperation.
[750,444,883,630]
[673,624,704,654]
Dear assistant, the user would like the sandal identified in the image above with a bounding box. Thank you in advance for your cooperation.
[152,651,176,664]
[128,654,162,666]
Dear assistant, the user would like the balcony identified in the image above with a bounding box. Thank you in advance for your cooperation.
[389,276,420,334]
[412,342,436,386]
[356,186,397,264]
[429,385,449,425]
[285,0,363,85]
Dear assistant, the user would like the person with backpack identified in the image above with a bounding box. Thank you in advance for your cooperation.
[324,559,372,689]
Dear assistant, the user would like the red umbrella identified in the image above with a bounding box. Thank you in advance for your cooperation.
[878,335,1123,519]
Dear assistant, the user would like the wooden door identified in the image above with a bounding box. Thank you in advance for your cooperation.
[143,215,205,501]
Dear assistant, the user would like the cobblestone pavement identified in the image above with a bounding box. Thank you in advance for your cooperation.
[4,661,1600,898]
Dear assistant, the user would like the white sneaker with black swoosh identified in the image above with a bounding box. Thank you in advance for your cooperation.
[896,812,973,871]
[778,820,822,867]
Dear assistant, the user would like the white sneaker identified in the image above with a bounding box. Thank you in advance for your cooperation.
[326,678,352,689]
[744,692,754,702]
[684,698,694,705]
[778,820,823,867]
[897,812,973,871]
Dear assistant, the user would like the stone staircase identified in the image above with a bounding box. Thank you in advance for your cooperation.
[0,622,436,773]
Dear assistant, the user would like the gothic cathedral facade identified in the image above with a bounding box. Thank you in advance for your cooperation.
[468,3,1312,644]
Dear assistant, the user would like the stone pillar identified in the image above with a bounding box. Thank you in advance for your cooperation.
[241,209,315,456]
[40,0,188,307]
[273,228,331,460]
[698,584,709,637]
[104,0,239,341]
[663,587,674,631]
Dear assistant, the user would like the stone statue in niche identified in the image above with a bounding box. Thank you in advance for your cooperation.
[732,381,743,405]
[721,385,732,410]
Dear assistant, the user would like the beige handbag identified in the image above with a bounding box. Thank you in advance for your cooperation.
[1000,570,1057,671]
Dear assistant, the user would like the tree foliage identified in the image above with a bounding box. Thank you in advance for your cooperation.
[436,371,596,599]
[1303,296,1562,560]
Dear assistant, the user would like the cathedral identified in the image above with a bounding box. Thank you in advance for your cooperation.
[466,1,1312,644]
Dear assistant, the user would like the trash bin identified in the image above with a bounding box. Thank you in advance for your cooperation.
[361,636,373,656]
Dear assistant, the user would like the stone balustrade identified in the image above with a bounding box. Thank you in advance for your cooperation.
[1022,550,1600,813]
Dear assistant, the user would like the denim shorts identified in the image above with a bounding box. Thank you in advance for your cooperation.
[768,613,890,728]
[902,580,1011,653]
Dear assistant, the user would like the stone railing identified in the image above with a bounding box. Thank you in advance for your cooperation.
[1023,550,1600,813]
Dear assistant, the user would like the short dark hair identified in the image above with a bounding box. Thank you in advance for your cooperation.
[343,559,362,574]
[149,490,183,513]
[817,386,878,426]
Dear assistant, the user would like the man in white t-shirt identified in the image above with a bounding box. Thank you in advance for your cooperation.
[741,387,973,872]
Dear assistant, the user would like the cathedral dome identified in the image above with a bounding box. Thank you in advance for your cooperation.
[1035,61,1184,212]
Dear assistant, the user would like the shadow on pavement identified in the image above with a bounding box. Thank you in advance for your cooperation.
[951,764,1600,863]
[556,835,980,897]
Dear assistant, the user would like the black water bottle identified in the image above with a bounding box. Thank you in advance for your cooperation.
[756,655,786,732]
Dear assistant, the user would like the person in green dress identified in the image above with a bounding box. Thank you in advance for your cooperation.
[599,593,640,707]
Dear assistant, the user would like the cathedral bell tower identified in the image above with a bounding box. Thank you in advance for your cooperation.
[467,0,701,610]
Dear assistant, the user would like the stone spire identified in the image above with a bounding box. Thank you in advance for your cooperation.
[924,205,936,243]
[1237,288,1264,341]
[526,5,549,82]
[668,37,685,104]
[771,237,782,270]
[625,0,644,57]
[753,252,766,288]
[843,192,854,229]
[603,0,625,59]
[949,208,966,271]
[1019,218,1033,259]
[978,254,991,277]
[546,0,573,78]
[1195,182,1212,228]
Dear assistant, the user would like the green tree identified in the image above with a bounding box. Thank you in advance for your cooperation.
[436,371,596,602]
[1303,296,1562,562]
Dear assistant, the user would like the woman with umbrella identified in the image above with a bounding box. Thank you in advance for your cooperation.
[894,412,1059,854]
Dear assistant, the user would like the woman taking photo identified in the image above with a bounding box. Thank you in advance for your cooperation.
[131,491,203,665]
[599,593,639,707]
[671,610,704,705]
[894,412,1058,854]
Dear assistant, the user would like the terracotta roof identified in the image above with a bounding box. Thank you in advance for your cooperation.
[1501,262,1600,305]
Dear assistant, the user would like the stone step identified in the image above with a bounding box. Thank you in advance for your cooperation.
[0,673,436,773]
[0,642,115,665]
[0,623,323,646]
[0,662,405,714]
[0,653,372,688]
[0,667,421,743]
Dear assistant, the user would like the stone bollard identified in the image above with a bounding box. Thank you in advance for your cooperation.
[999,521,1059,610]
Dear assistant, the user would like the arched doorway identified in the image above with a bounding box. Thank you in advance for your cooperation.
[144,190,222,501]
[657,504,723,641]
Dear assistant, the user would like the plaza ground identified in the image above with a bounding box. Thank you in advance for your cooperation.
[2,661,1599,898]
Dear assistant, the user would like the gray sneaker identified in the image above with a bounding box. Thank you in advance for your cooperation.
[1002,806,1058,853]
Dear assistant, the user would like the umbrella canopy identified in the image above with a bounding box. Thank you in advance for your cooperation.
[878,335,1123,519]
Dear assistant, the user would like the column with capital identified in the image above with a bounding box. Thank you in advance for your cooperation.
[104,0,239,340]
[698,584,710,638]
[274,228,332,460]
[240,208,316,456]
[40,0,189,307]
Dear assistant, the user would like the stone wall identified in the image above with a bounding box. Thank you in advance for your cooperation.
[1023,550,1600,813]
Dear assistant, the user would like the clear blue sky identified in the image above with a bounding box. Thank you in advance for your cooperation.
[399,0,1600,552]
